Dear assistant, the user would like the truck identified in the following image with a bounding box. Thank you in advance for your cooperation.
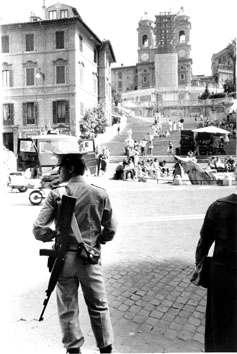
[17,132,97,178]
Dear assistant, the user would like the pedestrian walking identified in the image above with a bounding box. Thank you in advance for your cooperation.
[33,151,117,354]
[194,185,237,352]
[179,117,184,130]
[95,146,102,176]
[173,162,183,180]
[148,140,153,155]
[168,119,173,133]
[167,141,173,155]
[173,121,177,132]
[100,146,110,175]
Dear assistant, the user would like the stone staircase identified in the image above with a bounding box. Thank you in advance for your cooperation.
[104,115,196,157]
[102,115,236,159]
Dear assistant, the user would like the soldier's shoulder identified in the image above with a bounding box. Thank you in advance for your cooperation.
[90,183,106,191]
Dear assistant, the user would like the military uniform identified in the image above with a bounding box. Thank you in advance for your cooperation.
[33,152,117,353]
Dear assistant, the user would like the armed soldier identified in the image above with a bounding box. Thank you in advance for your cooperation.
[33,151,117,354]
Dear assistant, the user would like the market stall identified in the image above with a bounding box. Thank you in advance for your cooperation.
[192,126,231,155]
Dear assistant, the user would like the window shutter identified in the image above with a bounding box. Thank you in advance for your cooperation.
[34,102,38,124]
[56,66,65,84]
[65,100,69,123]
[56,31,64,49]
[22,103,27,125]
[53,101,57,123]
[9,70,13,87]
[9,104,14,124]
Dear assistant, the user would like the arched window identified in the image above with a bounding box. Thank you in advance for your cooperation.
[142,35,148,47]
[179,30,185,43]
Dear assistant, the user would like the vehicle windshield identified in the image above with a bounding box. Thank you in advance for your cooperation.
[19,140,36,153]
[39,139,78,154]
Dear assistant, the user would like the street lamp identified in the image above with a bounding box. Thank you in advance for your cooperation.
[35,68,45,81]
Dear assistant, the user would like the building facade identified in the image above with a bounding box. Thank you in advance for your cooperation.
[1,2,116,153]
[211,47,234,88]
[112,8,233,119]
[112,8,193,93]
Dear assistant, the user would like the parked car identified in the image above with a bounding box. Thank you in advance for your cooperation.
[7,171,28,192]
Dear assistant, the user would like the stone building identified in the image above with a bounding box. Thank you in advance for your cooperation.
[211,47,234,89]
[1,2,116,153]
[112,8,233,119]
[112,8,193,92]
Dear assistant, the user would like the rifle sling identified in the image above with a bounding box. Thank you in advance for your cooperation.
[58,187,84,244]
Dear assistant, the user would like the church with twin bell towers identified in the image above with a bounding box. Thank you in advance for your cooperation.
[111,7,226,119]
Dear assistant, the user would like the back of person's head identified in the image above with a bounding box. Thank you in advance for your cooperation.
[56,152,86,176]
[64,158,86,176]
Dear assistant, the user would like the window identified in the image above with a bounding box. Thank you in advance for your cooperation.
[2,70,10,87]
[56,66,65,84]
[93,49,97,63]
[60,9,68,18]
[179,30,186,43]
[26,34,34,51]
[22,102,38,125]
[180,73,185,80]
[56,31,64,49]
[118,81,122,89]
[142,35,148,47]
[93,75,97,94]
[53,100,69,123]
[79,35,83,52]
[3,103,14,125]
[79,64,84,85]
[26,68,35,86]
[49,10,57,20]
[118,72,122,79]
[1,35,9,53]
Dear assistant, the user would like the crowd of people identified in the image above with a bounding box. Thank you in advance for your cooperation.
[197,113,236,137]
[113,156,183,183]
[151,117,185,138]
[208,155,236,172]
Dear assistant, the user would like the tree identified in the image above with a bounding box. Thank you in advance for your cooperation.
[79,105,108,139]
[198,84,210,100]
[112,89,122,106]
[226,38,236,97]
[223,80,235,94]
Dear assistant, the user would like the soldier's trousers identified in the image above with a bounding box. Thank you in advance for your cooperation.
[56,251,113,350]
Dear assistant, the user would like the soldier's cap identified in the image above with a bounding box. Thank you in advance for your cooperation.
[54,150,86,167]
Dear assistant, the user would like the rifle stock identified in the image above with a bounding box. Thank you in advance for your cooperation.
[39,194,77,321]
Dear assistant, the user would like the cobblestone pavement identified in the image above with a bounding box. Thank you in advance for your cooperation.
[103,257,206,353]
[6,168,236,353]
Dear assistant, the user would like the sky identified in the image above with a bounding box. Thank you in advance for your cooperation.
[1,0,236,76]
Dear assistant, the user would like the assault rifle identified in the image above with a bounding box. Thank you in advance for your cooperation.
[39,194,77,321]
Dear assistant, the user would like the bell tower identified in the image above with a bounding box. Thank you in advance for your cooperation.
[137,12,155,63]
[174,7,193,86]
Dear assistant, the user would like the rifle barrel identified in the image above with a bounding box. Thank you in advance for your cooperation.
[38,195,77,322]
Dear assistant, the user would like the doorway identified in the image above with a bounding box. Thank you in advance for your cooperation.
[3,132,14,151]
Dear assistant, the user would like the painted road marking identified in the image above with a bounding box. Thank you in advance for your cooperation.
[122,214,205,223]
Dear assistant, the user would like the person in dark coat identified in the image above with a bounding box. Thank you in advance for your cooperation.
[194,187,237,352]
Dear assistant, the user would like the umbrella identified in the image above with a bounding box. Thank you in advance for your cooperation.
[192,126,231,135]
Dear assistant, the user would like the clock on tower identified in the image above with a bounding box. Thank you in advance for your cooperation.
[141,53,149,61]
[178,49,186,58]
